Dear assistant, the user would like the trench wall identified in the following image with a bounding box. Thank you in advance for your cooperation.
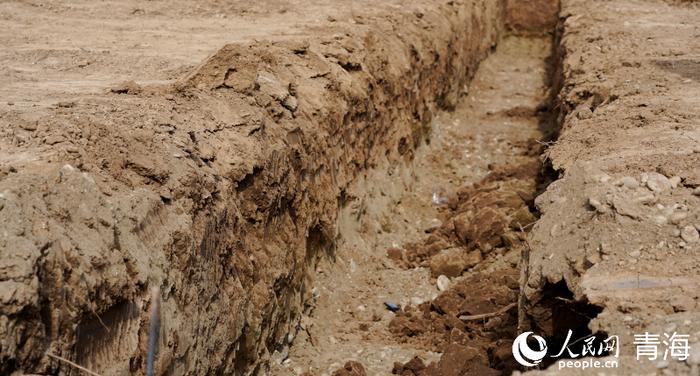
[522,1,700,373]
[0,1,518,375]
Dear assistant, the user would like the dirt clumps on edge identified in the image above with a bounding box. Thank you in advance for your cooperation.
[393,160,543,274]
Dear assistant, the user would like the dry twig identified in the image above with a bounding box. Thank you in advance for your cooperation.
[459,302,517,321]
[46,352,102,376]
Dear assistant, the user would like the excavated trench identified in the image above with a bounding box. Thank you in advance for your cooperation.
[0,1,613,376]
[6,1,700,375]
[271,12,604,376]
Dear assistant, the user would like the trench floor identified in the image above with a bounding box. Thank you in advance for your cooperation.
[270,35,554,375]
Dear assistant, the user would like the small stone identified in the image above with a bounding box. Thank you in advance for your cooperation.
[641,173,649,183]
[621,176,639,189]
[60,164,75,173]
[680,226,699,243]
[693,187,700,196]
[588,197,609,213]
[612,196,641,219]
[669,212,688,225]
[425,218,442,233]
[646,173,672,192]
[410,297,423,306]
[436,275,450,292]
[20,122,37,131]
[656,361,668,369]
[669,176,681,189]
[629,249,641,258]
[159,187,172,200]
[585,253,601,265]
[44,135,65,145]
[634,193,655,204]
[282,95,298,112]
[653,215,668,225]
[576,107,593,119]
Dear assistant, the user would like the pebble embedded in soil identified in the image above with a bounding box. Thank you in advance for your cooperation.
[669,176,681,188]
[410,297,423,306]
[680,225,699,243]
[618,176,639,189]
[436,275,450,292]
[669,212,688,225]
[588,197,609,213]
[645,172,673,192]
[653,215,668,226]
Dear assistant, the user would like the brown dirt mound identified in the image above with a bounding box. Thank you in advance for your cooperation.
[389,160,543,275]
[386,159,547,374]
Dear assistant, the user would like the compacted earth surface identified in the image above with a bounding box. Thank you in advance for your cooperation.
[1,0,699,375]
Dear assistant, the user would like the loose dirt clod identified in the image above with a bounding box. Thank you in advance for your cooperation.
[331,361,367,376]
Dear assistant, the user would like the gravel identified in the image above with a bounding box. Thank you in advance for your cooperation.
[621,176,639,189]
[680,225,699,243]
[588,197,609,213]
[645,172,673,192]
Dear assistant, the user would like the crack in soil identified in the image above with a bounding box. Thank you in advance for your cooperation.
[270,35,560,375]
